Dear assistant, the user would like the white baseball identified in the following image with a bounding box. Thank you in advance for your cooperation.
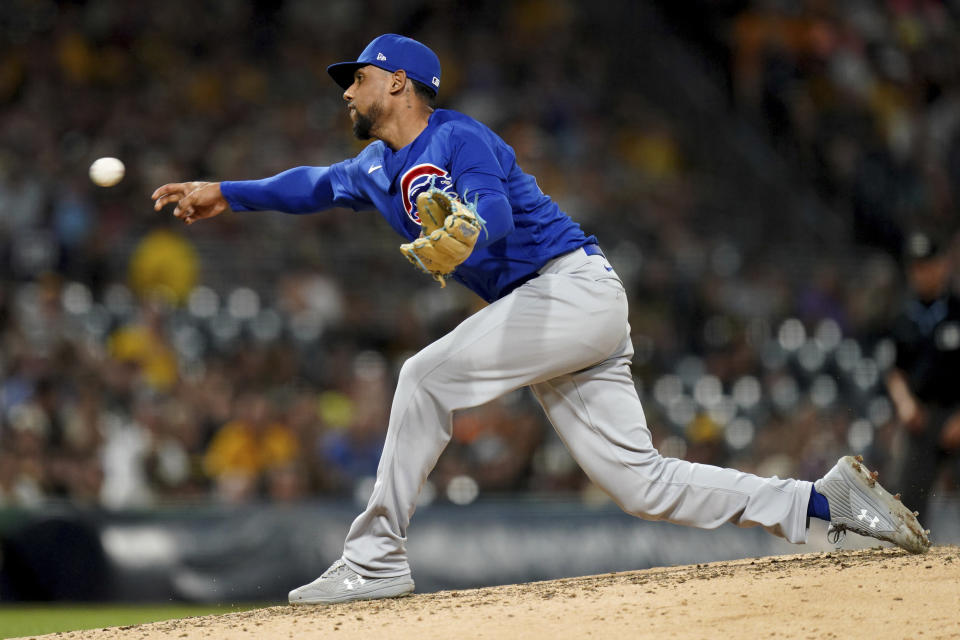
[89,157,125,187]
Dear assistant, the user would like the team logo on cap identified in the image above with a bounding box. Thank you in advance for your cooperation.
[400,163,454,225]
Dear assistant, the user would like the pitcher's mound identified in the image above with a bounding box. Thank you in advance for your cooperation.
[17,546,960,640]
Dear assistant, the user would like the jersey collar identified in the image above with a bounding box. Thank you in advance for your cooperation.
[384,111,440,189]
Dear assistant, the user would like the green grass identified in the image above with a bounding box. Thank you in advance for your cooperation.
[0,603,271,639]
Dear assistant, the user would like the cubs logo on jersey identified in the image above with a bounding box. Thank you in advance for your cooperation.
[400,163,455,225]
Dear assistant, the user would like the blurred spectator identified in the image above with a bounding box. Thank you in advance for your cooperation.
[108,299,179,392]
[885,231,960,518]
[0,0,957,511]
[127,226,200,306]
[314,351,392,495]
[203,391,301,503]
[99,394,156,508]
[729,0,960,253]
[432,391,543,495]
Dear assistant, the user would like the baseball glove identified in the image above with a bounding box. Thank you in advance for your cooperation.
[400,188,485,287]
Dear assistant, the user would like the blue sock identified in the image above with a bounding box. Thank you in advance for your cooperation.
[807,486,831,521]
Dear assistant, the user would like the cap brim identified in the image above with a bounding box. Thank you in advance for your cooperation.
[327,62,365,90]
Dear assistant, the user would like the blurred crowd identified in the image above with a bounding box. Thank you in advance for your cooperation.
[730,0,960,256]
[0,0,957,510]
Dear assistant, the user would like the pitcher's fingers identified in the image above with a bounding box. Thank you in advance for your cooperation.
[151,183,187,200]
[172,199,194,219]
[173,206,196,221]
[177,190,200,215]
[153,193,184,211]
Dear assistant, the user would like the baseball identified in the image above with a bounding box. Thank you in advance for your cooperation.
[89,157,125,187]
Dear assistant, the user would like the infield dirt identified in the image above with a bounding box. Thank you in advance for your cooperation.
[13,545,960,640]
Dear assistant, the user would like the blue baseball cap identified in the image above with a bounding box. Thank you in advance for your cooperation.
[327,34,441,95]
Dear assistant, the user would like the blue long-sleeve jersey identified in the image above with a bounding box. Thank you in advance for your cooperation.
[221,109,595,302]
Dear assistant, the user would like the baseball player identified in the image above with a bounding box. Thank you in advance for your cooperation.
[152,34,931,605]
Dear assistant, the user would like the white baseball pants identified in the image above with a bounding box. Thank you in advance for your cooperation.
[342,247,812,577]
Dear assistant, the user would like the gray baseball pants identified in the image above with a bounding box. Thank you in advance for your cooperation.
[342,247,813,577]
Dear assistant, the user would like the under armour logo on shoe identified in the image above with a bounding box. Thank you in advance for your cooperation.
[342,575,366,590]
[857,509,880,528]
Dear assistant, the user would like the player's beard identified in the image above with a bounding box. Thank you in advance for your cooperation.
[352,101,383,140]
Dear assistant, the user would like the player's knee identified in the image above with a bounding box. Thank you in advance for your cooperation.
[397,355,422,390]
[605,450,670,516]
[396,350,440,396]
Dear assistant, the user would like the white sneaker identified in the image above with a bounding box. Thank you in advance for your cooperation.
[288,558,415,605]
[814,455,931,554]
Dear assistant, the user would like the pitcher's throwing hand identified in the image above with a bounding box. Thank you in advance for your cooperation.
[152,181,228,225]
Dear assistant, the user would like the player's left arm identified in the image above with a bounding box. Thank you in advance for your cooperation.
[447,128,515,249]
[456,185,513,250]
[399,127,514,284]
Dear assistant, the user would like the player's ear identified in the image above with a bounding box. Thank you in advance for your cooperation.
[389,69,407,95]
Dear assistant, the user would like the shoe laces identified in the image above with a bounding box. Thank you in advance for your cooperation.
[321,559,350,579]
[827,524,848,545]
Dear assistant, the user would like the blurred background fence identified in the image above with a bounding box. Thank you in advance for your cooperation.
[4,498,959,602]
[1,0,959,601]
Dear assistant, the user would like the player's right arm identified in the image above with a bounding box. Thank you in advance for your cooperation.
[884,319,927,433]
[885,368,926,433]
[152,181,228,225]
[152,163,369,224]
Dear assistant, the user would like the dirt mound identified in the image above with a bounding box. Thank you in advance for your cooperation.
[16,546,960,640]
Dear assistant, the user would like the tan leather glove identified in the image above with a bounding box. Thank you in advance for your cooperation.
[400,189,484,287]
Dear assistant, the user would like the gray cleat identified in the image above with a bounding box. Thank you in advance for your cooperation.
[815,455,931,554]
[288,558,415,605]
